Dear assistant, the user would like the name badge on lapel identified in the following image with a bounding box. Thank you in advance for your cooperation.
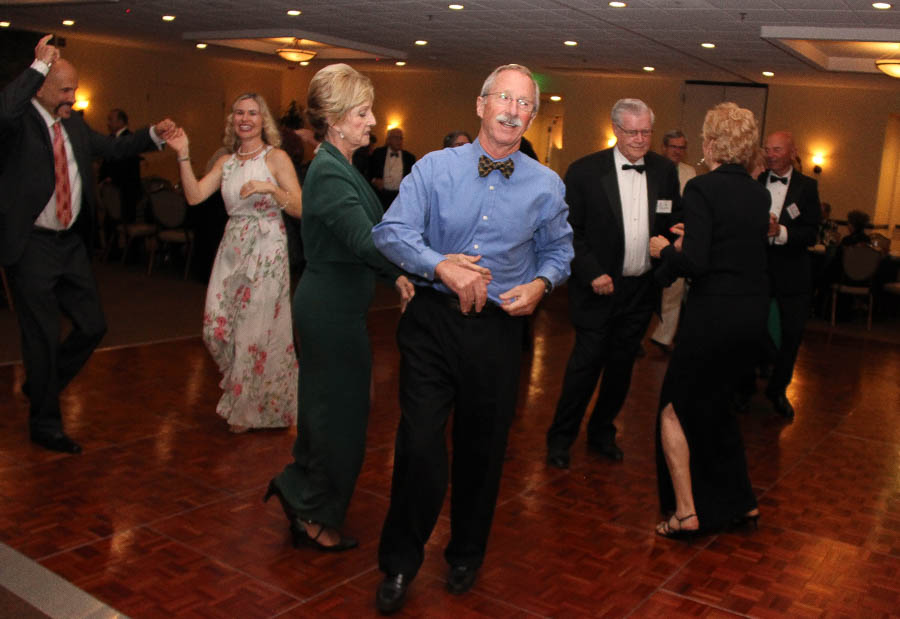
[786,203,800,219]
[656,199,672,214]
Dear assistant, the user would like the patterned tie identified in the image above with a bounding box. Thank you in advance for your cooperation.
[52,122,73,228]
[478,155,514,179]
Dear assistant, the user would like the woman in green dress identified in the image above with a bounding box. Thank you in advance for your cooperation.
[265,63,414,551]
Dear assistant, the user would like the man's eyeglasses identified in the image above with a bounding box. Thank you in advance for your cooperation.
[616,125,652,138]
[483,92,534,112]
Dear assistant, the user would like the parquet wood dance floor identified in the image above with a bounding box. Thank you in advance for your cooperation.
[1,289,899,618]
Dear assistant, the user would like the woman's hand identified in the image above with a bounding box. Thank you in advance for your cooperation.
[395,275,415,313]
[670,222,685,251]
[167,128,189,158]
[649,235,670,258]
[239,179,276,199]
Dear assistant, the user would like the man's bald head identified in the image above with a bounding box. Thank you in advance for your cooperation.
[764,131,796,176]
[36,58,78,119]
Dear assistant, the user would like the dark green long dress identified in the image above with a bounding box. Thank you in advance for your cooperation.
[274,140,402,528]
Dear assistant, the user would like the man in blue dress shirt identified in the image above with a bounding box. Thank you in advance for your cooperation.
[371,64,573,614]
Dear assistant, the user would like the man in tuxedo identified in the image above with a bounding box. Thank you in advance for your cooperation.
[546,98,681,469]
[758,131,821,420]
[98,108,143,224]
[0,35,174,453]
[367,127,415,209]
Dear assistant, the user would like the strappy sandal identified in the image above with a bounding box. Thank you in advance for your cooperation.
[656,513,700,540]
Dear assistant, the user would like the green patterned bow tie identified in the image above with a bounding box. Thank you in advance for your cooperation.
[478,155,514,179]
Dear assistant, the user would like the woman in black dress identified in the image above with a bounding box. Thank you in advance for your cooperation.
[649,103,770,538]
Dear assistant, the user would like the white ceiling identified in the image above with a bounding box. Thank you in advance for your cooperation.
[3,0,900,88]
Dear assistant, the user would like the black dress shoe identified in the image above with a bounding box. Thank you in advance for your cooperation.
[376,573,410,615]
[446,565,479,595]
[546,451,570,469]
[588,439,623,461]
[30,431,81,454]
[769,394,795,421]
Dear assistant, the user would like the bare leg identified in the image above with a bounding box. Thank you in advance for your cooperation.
[657,403,699,533]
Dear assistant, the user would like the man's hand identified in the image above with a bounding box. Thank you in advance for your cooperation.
[154,118,178,142]
[649,235,670,258]
[165,127,189,157]
[435,259,488,314]
[591,274,614,295]
[499,279,545,316]
[35,34,60,66]
[767,213,779,237]
[395,275,415,314]
[443,253,492,284]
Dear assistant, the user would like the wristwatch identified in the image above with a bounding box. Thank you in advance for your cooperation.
[536,276,552,296]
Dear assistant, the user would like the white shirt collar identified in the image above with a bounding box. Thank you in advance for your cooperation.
[31,98,58,130]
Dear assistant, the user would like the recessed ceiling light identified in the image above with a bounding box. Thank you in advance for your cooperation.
[62,19,75,26]
[762,71,774,77]
[300,61,310,66]
[415,40,428,46]
[609,1,627,7]
[162,15,175,22]
[872,2,892,9]
[643,66,655,72]
[195,43,207,49]
[396,61,407,66]
[0,21,9,28]
[701,42,715,49]
[550,95,562,102]
[564,40,578,46]
[448,3,464,9]
[287,9,302,16]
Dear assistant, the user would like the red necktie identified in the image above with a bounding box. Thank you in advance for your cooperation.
[52,122,73,228]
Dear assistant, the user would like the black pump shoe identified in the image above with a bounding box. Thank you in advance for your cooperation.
[292,521,358,552]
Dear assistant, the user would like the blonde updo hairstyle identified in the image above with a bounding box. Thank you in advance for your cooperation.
[306,63,375,142]
[223,93,281,152]
[701,102,758,168]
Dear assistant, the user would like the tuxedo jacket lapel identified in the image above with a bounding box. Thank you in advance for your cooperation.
[645,157,660,233]
[599,150,624,239]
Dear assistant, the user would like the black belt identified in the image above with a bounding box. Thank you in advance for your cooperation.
[32,226,77,239]
[417,285,507,318]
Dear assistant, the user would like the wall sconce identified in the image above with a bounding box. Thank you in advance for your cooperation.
[607,136,617,147]
[875,58,900,78]
[73,98,89,111]
[811,153,824,175]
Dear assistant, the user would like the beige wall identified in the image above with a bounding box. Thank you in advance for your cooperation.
[52,37,900,222]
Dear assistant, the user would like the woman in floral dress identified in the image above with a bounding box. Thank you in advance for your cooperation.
[167,93,302,432]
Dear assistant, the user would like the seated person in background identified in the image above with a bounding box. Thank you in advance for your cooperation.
[443,130,471,148]
[840,209,871,248]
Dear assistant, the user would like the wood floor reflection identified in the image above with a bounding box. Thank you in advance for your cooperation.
[1,289,899,618]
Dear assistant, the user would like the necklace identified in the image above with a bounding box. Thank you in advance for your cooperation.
[236,143,264,157]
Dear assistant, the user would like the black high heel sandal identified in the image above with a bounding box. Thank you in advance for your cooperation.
[292,520,358,552]
[656,513,700,541]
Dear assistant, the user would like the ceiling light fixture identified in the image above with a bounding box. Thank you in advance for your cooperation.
[609,1,627,7]
[643,66,655,72]
[162,15,175,22]
[62,19,75,26]
[564,40,578,46]
[396,61,407,66]
[287,10,302,16]
[0,21,10,28]
[876,57,900,77]
[299,61,310,66]
[872,2,892,9]
[550,95,562,102]
[701,42,715,49]
[762,70,774,77]
[449,4,464,9]
[415,40,428,46]
[276,38,317,63]
[196,43,207,49]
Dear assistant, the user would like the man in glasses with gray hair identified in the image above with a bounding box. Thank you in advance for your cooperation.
[546,98,681,470]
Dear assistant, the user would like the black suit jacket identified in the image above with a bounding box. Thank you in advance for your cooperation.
[566,147,681,327]
[0,66,158,266]
[366,146,415,184]
[757,169,821,296]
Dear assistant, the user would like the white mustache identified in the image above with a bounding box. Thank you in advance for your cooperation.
[495,113,523,127]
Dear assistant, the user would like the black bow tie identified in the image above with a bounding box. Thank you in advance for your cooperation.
[478,155,514,179]
[769,174,788,185]
[622,163,645,173]
[389,152,399,158]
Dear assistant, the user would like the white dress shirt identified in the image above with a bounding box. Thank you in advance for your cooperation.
[32,98,82,231]
[765,168,791,245]
[383,148,403,191]
[613,147,651,276]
